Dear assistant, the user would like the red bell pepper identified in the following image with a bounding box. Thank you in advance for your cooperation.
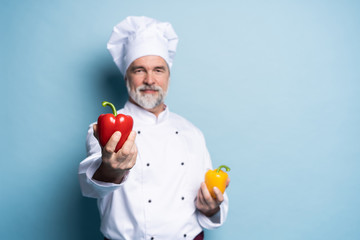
[97,101,133,152]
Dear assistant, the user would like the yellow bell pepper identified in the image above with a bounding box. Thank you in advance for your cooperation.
[205,165,230,198]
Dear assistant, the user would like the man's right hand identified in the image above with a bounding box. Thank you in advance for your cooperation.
[92,123,138,184]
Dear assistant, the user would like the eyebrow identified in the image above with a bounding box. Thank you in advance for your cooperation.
[129,65,167,71]
[129,66,145,71]
[154,66,167,71]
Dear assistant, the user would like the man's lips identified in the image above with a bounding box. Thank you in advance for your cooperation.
[140,89,158,94]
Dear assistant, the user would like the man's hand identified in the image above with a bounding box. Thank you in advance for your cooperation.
[195,178,230,217]
[92,123,138,184]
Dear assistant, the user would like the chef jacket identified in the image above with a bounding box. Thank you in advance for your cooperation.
[78,101,229,240]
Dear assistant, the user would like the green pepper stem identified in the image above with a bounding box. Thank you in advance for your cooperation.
[216,165,231,173]
[102,101,117,116]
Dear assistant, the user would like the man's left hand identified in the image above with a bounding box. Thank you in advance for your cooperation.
[195,178,230,217]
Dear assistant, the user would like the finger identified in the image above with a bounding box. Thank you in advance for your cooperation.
[196,185,206,208]
[201,182,214,204]
[199,184,207,203]
[120,131,137,154]
[104,131,121,154]
[93,124,99,140]
[226,177,231,188]
[213,187,224,203]
[126,144,138,169]
[129,142,137,156]
[132,144,138,159]
[128,130,137,141]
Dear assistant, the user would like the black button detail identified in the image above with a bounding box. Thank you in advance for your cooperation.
[175,131,179,134]
[184,234,187,237]
[151,237,154,240]
[181,162,184,166]
[138,130,141,134]
[148,199,152,203]
[147,163,150,167]
[181,196,185,200]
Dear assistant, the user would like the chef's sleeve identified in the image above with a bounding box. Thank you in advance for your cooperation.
[197,192,229,229]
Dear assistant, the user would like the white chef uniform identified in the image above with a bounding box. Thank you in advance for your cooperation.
[78,101,229,240]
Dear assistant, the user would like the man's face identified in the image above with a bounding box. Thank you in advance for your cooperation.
[125,55,170,110]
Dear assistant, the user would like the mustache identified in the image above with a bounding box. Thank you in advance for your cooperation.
[137,85,162,91]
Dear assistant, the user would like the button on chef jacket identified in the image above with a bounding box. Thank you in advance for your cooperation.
[79,101,229,240]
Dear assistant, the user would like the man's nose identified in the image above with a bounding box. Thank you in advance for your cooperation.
[144,72,155,85]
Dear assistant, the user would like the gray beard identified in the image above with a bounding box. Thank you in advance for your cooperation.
[126,81,167,110]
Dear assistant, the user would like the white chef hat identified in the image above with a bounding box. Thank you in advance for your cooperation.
[107,16,179,76]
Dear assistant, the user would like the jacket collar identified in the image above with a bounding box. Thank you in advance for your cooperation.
[123,100,169,125]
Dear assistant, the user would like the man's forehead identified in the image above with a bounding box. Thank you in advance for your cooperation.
[130,55,168,67]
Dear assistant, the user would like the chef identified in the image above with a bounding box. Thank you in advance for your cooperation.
[78,16,229,240]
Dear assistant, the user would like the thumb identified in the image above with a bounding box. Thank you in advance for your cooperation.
[93,124,99,140]
[104,131,122,153]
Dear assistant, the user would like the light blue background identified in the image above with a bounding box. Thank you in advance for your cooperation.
[1,0,360,239]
